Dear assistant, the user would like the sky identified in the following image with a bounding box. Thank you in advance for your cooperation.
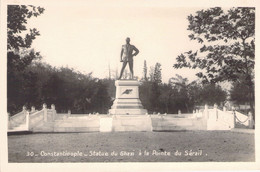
[24,1,205,83]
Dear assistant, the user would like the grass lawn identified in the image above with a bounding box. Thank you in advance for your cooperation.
[8,131,255,162]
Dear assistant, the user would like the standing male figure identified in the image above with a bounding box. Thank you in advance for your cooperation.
[118,37,139,80]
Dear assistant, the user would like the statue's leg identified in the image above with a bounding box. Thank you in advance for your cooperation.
[118,61,127,80]
[129,61,134,79]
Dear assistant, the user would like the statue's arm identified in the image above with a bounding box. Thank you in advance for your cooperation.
[120,47,124,61]
[133,46,139,56]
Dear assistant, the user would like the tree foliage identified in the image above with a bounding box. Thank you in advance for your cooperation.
[140,63,162,112]
[142,60,148,81]
[7,5,45,73]
[230,75,254,105]
[174,7,255,115]
[8,62,113,114]
[153,63,162,84]
[8,60,227,115]
[8,5,45,50]
[174,7,254,83]
[139,63,227,114]
[7,5,45,113]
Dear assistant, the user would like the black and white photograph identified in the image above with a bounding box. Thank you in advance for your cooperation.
[0,0,259,171]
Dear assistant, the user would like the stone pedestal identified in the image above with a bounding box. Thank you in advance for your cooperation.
[109,80,147,115]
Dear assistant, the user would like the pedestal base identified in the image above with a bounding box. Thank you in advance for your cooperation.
[109,80,147,115]
[109,108,148,115]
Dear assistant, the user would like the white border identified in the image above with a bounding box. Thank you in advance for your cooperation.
[0,0,259,171]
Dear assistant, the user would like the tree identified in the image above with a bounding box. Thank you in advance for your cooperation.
[148,66,155,82]
[139,80,151,112]
[168,74,227,112]
[169,74,189,92]
[7,5,45,113]
[91,80,111,114]
[8,5,45,50]
[42,73,65,108]
[169,74,190,112]
[8,5,45,71]
[230,75,254,106]
[149,63,162,112]
[142,60,148,81]
[26,63,111,114]
[140,62,162,113]
[186,81,202,109]
[153,63,162,84]
[198,83,227,106]
[174,7,255,116]
[158,83,175,113]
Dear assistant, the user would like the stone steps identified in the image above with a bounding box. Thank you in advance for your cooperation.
[30,117,100,132]
[112,115,152,131]
[32,121,54,132]
[207,119,232,130]
[151,117,206,131]
[8,123,28,132]
[8,111,234,133]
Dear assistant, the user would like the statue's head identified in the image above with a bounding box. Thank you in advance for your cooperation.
[126,37,130,44]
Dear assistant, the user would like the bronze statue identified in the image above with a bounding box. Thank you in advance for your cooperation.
[118,37,139,80]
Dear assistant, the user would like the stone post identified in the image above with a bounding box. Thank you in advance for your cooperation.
[26,111,30,130]
[230,113,235,129]
[68,110,71,117]
[178,110,181,115]
[231,106,235,121]
[192,110,196,118]
[248,111,254,129]
[231,106,236,128]
[195,109,199,118]
[43,103,47,122]
[31,106,36,113]
[229,108,235,129]
[214,104,218,121]
[22,105,27,112]
[51,104,56,120]
[204,104,208,119]
[22,105,27,117]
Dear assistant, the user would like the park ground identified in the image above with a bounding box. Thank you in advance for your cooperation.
[8,130,255,162]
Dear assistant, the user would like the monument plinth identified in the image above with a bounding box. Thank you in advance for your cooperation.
[109,80,147,115]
